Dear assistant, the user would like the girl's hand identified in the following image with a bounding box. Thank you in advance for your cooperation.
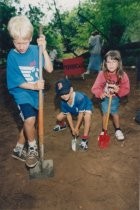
[113,84,120,93]
[37,35,46,53]
[100,92,107,99]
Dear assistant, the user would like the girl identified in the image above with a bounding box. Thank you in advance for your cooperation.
[91,50,130,140]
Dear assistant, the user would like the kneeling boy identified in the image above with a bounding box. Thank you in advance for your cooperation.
[53,78,93,151]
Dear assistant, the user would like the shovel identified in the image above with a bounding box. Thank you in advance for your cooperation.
[71,136,77,151]
[98,95,112,149]
[29,26,54,179]
[71,135,80,151]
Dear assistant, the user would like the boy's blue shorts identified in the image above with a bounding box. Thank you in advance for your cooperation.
[18,103,38,120]
[101,96,120,114]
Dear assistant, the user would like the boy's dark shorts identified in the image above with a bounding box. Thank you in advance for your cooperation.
[12,103,38,130]
[18,103,38,120]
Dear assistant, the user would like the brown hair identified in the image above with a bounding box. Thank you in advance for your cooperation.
[102,50,124,83]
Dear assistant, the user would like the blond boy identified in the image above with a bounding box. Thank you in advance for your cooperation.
[7,15,53,167]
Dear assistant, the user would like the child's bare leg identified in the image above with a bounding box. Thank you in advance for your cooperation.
[13,117,36,156]
[24,117,36,142]
[17,128,26,145]
[24,116,39,151]
[23,116,39,167]
[83,112,92,136]
[53,112,67,131]
[56,112,66,121]
[79,112,92,151]
[12,128,27,161]
[112,113,124,140]
[112,113,120,128]
[102,112,121,130]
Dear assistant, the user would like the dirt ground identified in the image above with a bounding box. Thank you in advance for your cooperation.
[0,67,139,210]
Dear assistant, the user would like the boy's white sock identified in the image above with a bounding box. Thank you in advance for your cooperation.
[15,143,24,150]
[14,143,24,156]
[28,140,37,148]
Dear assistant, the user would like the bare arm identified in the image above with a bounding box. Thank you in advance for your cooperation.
[19,80,44,90]
[91,71,105,98]
[66,112,84,136]
[37,35,53,73]
[42,49,53,73]
[75,112,84,130]
[66,113,74,131]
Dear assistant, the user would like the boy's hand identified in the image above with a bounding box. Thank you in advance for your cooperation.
[71,127,79,136]
[75,127,79,136]
[37,35,46,53]
[71,128,76,136]
[34,80,45,90]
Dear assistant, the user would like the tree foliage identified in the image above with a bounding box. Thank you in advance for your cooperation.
[0,0,140,60]
[0,2,16,50]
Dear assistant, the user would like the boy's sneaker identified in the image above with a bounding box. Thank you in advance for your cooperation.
[115,130,124,141]
[12,147,27,162]
[25,147,39,168]
[84,70,90,75]
[79,139,88,151]
[53,123,66,132]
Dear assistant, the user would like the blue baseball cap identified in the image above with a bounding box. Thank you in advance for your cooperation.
[55,78,71,96]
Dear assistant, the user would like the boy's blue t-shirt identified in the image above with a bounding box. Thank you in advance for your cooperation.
[61,91,93,115]
[7,45,43,109]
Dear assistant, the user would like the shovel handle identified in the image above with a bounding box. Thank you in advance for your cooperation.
[39,25,43,80]
[38,25,44,159]
[39,25,43,36]
[104,95,112,130]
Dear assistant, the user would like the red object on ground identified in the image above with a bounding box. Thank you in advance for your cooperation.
[63,56,85,76]
[98,95,112,149]
[98,130,110,149]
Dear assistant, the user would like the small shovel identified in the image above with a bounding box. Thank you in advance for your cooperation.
[71,136,79,151]
[29,26,54,179]
[98,95,112,149]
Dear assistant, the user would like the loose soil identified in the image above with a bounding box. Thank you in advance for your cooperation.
[0,67,139,210]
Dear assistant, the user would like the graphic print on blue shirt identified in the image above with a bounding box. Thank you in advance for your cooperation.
[19,66,39,82]
[7,45,42,109]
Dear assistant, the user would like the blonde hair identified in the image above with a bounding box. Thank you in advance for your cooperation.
[7,15,33,40]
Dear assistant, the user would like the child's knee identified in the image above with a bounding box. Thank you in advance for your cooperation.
[24,117,35,126]
[56,112,66,121]
[84,112,92,120]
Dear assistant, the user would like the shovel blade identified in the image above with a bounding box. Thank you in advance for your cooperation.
[98,131,110,149]
[71,137,80,151]
[29,159,54,179]
[72,139,77,151]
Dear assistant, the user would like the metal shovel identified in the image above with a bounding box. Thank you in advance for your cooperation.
[29,26,54,179]
[71,136,80,151]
